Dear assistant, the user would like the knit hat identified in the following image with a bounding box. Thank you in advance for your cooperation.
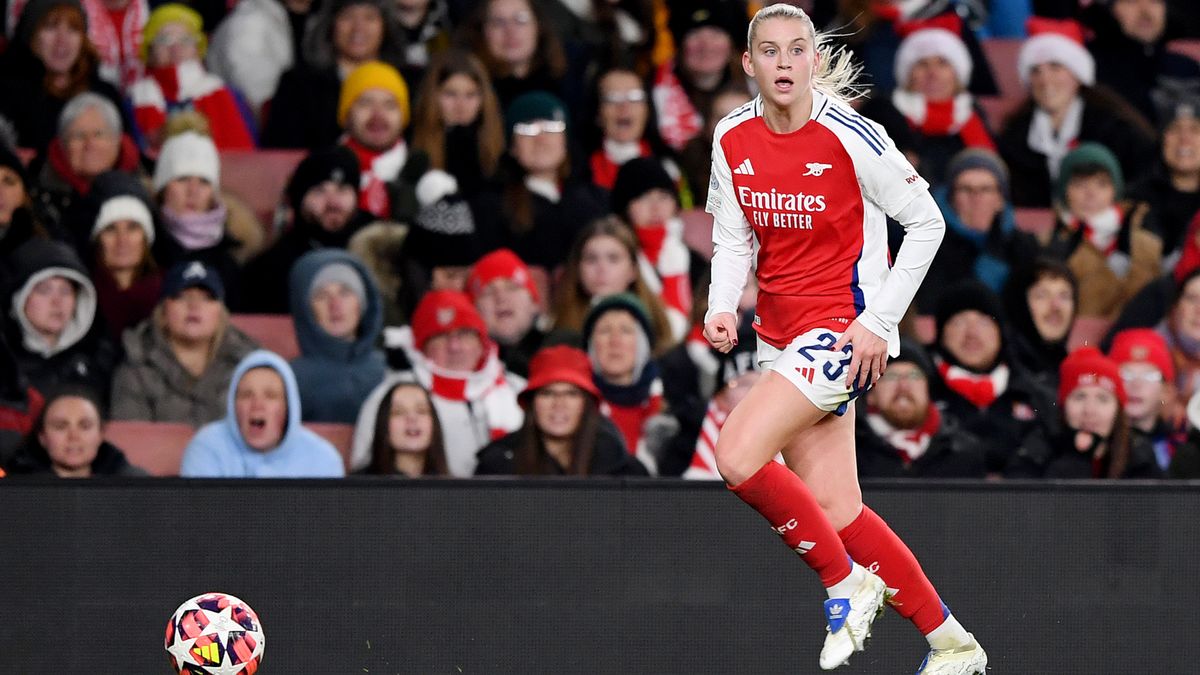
[946,147,1010,199]
[1055,142,1124,204]
[141,3,207,62]
[87,170,156,243]
[309,261,366,306]
[667,0,747,47]
[1108,328,1175,383]
[934,278,1005,338]
[1058,346,1126,406]
[0,144,30,192]
[285,145,361,213]
[153,131,219,192]
[15,0,86,48]
[894,28,973,90]
[610,157,678,221]
[467,248,539,304]
[337,61,410,128]
[1018,19,1095,87]
[890,336,936,380]
[1152,80,1200,131]
[582,292,655,347]
[505,91,568,140]
[520,345,601,405]
[162,260,224,301]
[405,199,480,268]
[410,290,488,351]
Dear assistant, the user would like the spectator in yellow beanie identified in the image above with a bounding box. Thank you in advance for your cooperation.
[337,60,425,222]
[128,4,256,151]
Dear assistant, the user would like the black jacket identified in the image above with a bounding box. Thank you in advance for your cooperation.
[470,178,606,270]
[260,63,344,150]
[855,410,987,479]
[474,422,646,476]
[1006,425,1163,479]
[4,439,144,476]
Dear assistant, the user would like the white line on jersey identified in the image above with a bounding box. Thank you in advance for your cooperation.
[733,158,755,176]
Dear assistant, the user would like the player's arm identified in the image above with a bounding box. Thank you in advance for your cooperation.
[704,131,755,352]
[856,190,943,339]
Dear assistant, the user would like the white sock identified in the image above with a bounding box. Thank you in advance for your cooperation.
[825,561,866,599]
[925,614,973,650]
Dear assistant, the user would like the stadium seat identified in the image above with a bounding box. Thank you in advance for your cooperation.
[218,149,305,227]
[229,314,301,360]
[1014,208,1055,238]
[980,38,1024,101]
[1067,316,1112,350]
[912,315,937,345]
[304,422,355,471]
[978,95,1022,133]
[105,421,195,476]
[1167,39,1200,64]
[528,265,552,312]
[16,147,35,165]
[681,208,714,259]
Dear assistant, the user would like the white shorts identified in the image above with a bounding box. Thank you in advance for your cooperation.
[758,327,867,416]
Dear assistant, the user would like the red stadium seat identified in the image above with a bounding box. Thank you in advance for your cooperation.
[1167,39,1200,64]
[980,38,1025,101]
[16,147,36,165]
[1014,208,1055,238]
[229,314,301,360]
[681,208,714,259]
[218,150,305,227]
[304,422,355,471]
[1067,316,1112,350]
[977,95,1023,133]
[105,421,195,476]
[911,314,937,345]
[528,265,552,313]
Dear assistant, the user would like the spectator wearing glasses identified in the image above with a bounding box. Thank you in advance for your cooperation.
[1109,327,1181,472]
[586,66,683,198]
[458,0,568,114]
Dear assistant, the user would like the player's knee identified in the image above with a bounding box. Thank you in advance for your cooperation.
[713,427,759,486]
[815,487,863,531]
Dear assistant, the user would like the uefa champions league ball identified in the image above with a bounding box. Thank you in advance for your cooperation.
[165,592,265,674]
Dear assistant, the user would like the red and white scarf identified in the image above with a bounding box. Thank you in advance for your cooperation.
[935,355,1009,410]
[684,400,784,480]
[344,137,407,218]
[1061,205,1124,257]
[589,139,650,189]
[891,90,996,150]
[651,60,703,151]
[599,378,664,474]
[635,217,691,341]
[128,61,256,150]
[865,404,941,464]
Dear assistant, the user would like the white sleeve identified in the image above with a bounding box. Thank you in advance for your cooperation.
[704,132,755,322]
[854,190,944,339]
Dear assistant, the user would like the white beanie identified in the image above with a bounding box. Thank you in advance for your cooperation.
[894,28,973,90]
[153,131,220,192]
[91,195,155,243]
[1018,33,1095,87]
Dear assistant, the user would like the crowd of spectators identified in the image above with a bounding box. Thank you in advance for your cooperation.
[3,0,1200,481]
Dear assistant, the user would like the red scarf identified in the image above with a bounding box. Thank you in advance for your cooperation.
[935,357,1009,409]
[865,404,941,464]
[344,138,394,218]
[589,140,651,189]
[891,91,996,150]
[47,134,141,195]
[651,60,703,151]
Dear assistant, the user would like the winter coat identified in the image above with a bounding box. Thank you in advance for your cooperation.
[1090,30,1200,127]
[474,421,645,476]
[1005,424,1164,479]
[152,194,263,311]
[1129,170,1200,257]
[260,62,343,150]
[288,249,386,423]
[180,349,345,477]
[30,136,144,242]
[854,411,987,479]
[345,219,409,324]
[206,0,296,117]
[998,98,1158,208]
[109,312,258,425]
[0,333,42,468]
[4,438,145,476]
[858,94,995,188]
[1044,205,1162,320]
[3,239,116,404]
[470,178,607,270]
[91,266,162,344]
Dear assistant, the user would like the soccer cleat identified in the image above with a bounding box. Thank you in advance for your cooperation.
[818,570,888,670]
[914,634,988,674]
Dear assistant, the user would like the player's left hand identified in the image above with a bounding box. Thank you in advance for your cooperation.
[831,320,888,391]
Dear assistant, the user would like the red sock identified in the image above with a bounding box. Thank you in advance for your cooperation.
[729,462,852,587]
[838,505,948,634]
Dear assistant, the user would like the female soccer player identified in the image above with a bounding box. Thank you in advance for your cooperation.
[702,5,987,673]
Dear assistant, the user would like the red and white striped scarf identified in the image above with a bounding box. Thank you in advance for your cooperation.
[128,61,256,150]
[891,90,996,151]
[864,403,941,464]
[934,355,1009,410]
[684,400,785,480]
[635,217,691,341]
[589,139,650,190]
[344,137,407,219]
[651,60,703,151]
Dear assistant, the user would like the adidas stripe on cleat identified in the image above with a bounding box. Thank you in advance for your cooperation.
[818,570,888,670]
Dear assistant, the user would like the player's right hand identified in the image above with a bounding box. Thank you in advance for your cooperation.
[703,312,739,353]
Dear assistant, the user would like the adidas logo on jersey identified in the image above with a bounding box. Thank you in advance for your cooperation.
[732,158,755,175]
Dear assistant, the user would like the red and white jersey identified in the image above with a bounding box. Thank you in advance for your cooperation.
[706,90,941,352]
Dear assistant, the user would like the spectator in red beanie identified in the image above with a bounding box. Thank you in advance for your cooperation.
[350,289,523,476]
[1109,327,1180,471]
[475,345,645,476]
[1007,347,1162,478]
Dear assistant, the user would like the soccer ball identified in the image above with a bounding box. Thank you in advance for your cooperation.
[165,592,265,674]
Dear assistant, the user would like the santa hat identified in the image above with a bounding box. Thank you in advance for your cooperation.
[1108,328,1175,383]
[153,131,219,192]
[520,345,600,405]
[894,28,972,90]
[1018,18,1095,87]
[1058,347,1126,407]
[410,290,488,351]
[467,248,539,304]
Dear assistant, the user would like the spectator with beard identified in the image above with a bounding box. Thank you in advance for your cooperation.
[929,279,1053,474]
[1003,258,1077,386]
[242,145,376,313]
[855,338,986,479]
[1109,327,1181,472]
[1007,346,1162,478]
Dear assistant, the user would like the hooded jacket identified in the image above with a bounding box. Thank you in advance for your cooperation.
[4,438,144,476]
[288,249,386,423]
[4,239,116,402]
[109,310,258,425]
[179,349,345,477]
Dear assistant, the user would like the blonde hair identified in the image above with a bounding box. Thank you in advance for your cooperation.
[746,3,866,103]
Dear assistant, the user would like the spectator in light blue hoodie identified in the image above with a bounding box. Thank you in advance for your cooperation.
[180,350,345,477]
